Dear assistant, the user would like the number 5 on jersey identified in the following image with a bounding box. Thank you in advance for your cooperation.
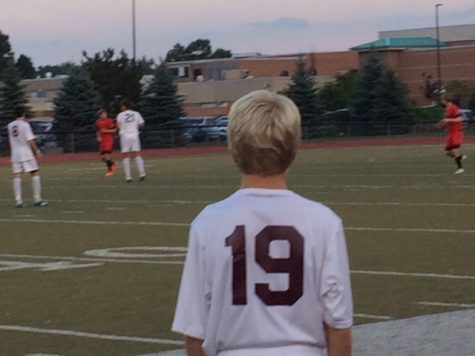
[226,225,304,306]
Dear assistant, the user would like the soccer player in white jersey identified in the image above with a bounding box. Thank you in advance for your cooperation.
[172,90,353,356]
[115,99,146,182]
[7,107,48,208]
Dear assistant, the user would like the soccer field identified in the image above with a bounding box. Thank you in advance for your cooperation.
[0,143,474,355]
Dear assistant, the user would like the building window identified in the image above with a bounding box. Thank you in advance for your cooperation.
[36,89,47,98]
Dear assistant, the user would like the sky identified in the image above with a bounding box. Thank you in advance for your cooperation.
[1,0,475,67]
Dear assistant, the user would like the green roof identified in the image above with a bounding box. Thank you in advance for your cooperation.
[351,37,448,51]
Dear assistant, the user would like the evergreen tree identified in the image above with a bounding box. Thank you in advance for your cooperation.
[54,68,100,132]
[351,52,385,134]
[373,69,413,129]
[320,70,359,111]
[0,57,30,126]
[16,54,36,79]
[352,52,413,135]
[139,62,184,125]
[281,58,321,123]
[0,30,13,81]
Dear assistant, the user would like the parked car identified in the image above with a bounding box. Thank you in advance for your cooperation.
[28,118,60,149]
[214,115,228,140]
[180,116,221,142]
[460,109,474,130]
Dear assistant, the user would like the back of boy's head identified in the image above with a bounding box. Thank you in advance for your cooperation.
[120,99,131,110]
[14,106,26,118]
[228,90,301,177]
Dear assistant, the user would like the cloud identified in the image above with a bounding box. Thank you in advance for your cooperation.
[243,17,312,32]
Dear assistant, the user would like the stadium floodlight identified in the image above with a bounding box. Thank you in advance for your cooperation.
[132,0,137,60]
[435,3,443,95]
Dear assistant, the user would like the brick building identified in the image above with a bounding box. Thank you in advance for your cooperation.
[166,52,358,115]
[21,24,475,117]
[352,24,475,106]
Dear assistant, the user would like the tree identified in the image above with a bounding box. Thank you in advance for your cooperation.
[320,70,359,111]
[210,48,232,59]
[373,69,413,129]
[352,52,413,135]
[0,30,13,80]
[351,52,385,134]
[0,57,30,126]
[37,62,79,78]
[54,68,100,133]
[281,58,322,123]
[139,62,184,125]
[82,49,144,113]
[165,39,232,62]
[445,80,474,108]
[165,43,187,62]
[16,54,36,79]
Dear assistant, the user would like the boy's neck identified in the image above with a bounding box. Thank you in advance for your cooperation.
[241,173,288,190]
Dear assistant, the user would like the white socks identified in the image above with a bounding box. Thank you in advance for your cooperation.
[13,177,22,203]
[135,156,145,176]
[32,175,42,202]
[123,158,131,178]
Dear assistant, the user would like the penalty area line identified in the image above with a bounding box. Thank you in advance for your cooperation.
[0,325,184,345]
[418,301,475,308]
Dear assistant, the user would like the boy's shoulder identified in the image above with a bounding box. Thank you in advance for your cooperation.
[192,189,340,227]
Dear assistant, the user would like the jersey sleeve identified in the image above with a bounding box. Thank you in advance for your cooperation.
[25,123,36,141]
[172,223,209,339]
[137,112,145,125]
[320,221,353,329]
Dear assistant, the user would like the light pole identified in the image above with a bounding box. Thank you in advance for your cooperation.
[435,3,443,94]
[132,0,137,60]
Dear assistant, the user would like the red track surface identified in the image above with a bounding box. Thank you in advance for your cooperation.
[1,135,474,165]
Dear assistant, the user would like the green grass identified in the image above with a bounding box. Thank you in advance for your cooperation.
[0,143,474,355]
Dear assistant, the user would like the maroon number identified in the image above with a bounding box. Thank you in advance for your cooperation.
[226,225,304,306]
[225,225,247,305]
[255,226,304,305]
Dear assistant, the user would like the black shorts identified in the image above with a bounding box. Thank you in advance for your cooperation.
[445,144,461,151]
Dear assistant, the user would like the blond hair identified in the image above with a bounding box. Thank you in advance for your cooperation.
[228,90,301,176]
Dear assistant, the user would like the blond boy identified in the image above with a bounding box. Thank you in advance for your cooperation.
[173,90,353,356]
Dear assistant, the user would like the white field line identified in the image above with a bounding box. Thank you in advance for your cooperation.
[354,313,392,320]
[346,226,475,234]
[1,217,474,234]
[1,253,474,282]
[418,301,475,308]
[0,218,188,227]
[0,254,184,265]
[64,183,475,190]
[0,325,184,345]
[3,198,475,208]
[352,270,475,281]
[61,210,84,214]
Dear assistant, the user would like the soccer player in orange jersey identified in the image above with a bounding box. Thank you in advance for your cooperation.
[95,109,116,176]
[438,93,466,174]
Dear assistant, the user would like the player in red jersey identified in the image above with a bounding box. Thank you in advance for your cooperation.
[437,93,466,174]
[95,109,117,176]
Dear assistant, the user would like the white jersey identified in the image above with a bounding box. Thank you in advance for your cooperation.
[172,188,353,356]
[7,120,36,162]
[116,110,144,136]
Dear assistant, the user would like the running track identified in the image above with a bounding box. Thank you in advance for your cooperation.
[1,135,474,165]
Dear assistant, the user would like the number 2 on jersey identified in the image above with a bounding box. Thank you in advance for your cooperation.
[225,225,304,306]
